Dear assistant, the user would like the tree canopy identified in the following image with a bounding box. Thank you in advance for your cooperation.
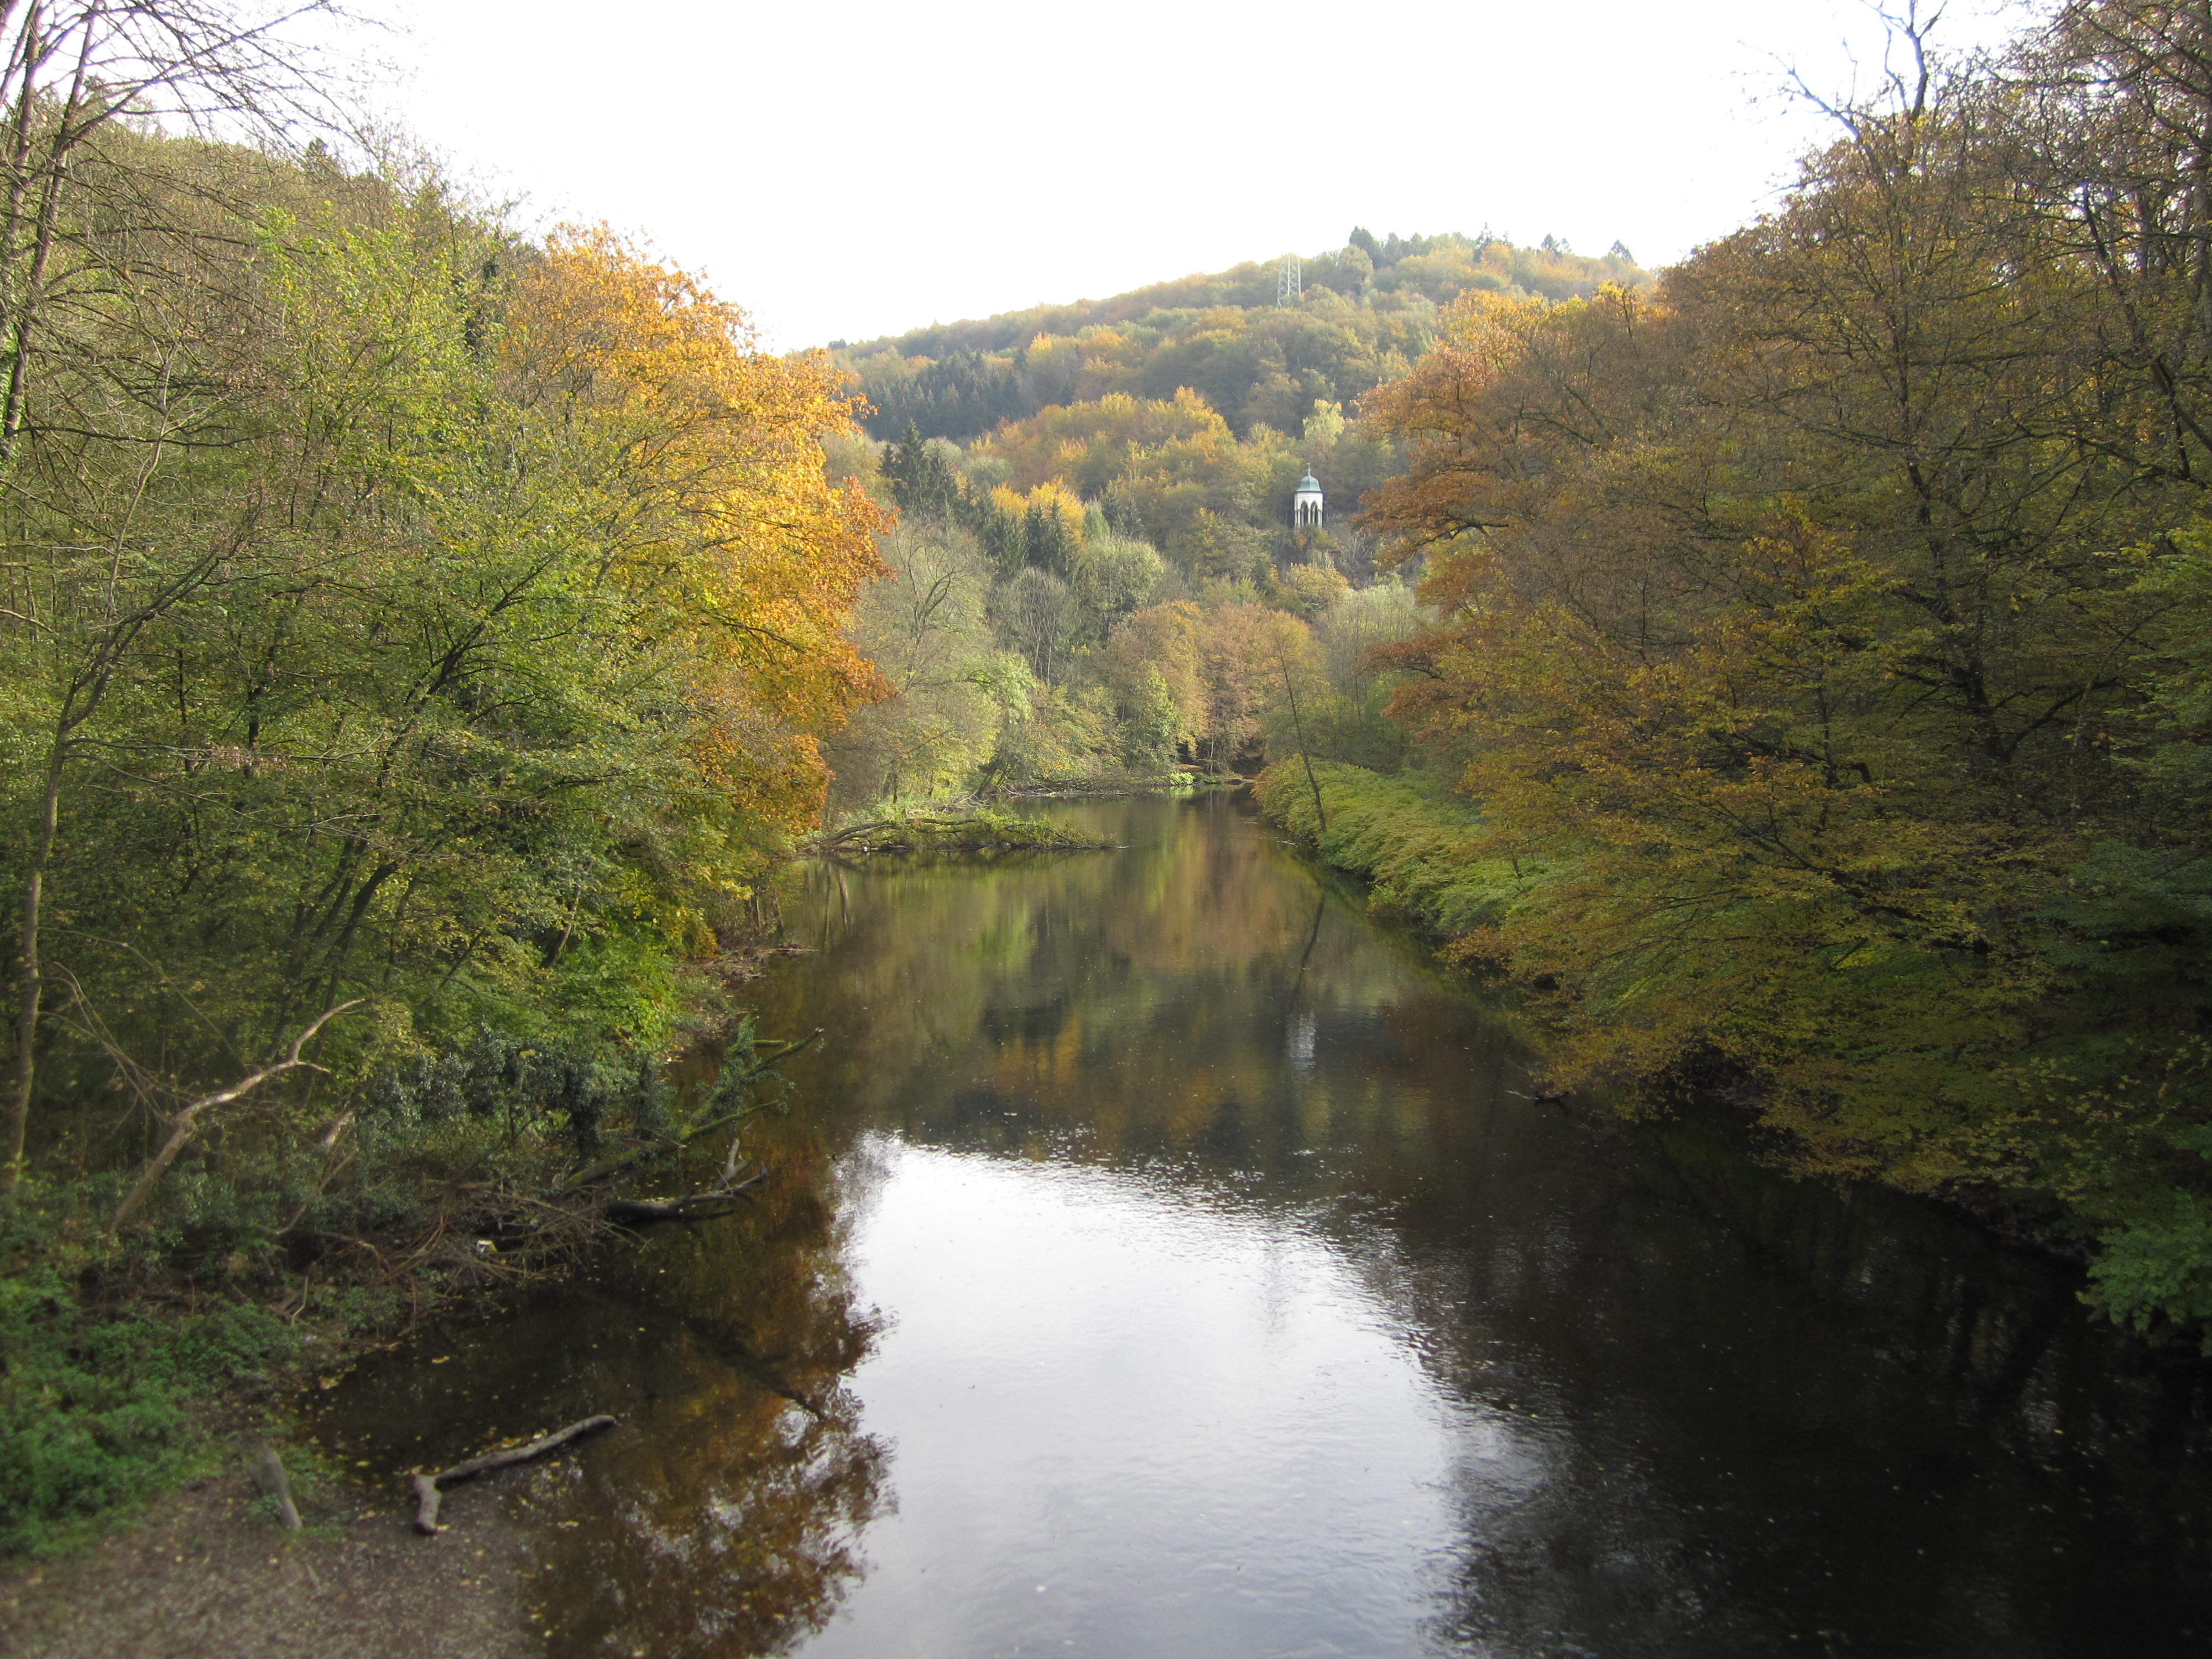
[1354,0,2212,1339]
[834,231,1648,444]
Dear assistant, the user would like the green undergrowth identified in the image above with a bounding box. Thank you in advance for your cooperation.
[1254,760,1522,936]
[0,1015,797,1560]
[0,1238,300,1557]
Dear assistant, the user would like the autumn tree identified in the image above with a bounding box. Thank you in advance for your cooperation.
[1,165,885,1215]
[825,520,1027,810]
[0,0,362,1198]
[1357,1,2212,1332]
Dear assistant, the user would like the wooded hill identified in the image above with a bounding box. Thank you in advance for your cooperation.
[831,231,1649,444]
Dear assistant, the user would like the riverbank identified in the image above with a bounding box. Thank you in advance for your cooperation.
[801,776,1255,857]
[979,769,1249,801]
[1251,759,2186,1324]
[1251,759,1518,941]
[0,966,800,1570]
[0,1455,535,1658]
[804,807,1118,857]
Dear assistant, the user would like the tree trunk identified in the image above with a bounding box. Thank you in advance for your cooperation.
[1275,639,1328,838]
[2,744,61,1204]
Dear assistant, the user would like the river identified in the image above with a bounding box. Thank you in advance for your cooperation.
[315,792,2212,1658]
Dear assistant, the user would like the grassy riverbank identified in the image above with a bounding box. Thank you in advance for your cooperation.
[1252,759,2211,1341]
[1252,761,1521,940]
[1,1142,546,1561]
[0,1008,803,1561]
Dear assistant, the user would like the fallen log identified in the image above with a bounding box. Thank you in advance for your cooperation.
[411,1413,617,1534]
[603,1191,752,1226]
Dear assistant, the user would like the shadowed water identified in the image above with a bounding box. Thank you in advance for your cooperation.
[317,792,2212,1658]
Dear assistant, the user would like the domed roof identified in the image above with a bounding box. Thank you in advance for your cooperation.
[1296,471,1322,493]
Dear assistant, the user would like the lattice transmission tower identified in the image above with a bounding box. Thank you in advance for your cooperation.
[1276,252,1302,306]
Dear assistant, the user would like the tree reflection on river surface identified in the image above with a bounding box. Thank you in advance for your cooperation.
[311,1115,889,1656]
[321,793,2212,1658]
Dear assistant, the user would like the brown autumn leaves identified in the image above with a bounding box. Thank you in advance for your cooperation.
[1357,3,2212,1329]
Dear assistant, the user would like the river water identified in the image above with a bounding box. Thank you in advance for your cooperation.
[316,793,2212,1658]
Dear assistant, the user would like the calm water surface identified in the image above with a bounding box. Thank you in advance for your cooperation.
[317,794,2212,1658]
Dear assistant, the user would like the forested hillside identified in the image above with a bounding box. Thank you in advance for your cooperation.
[815,419,1420,814]
[833,231,1647,444]
[801,231,1648,770]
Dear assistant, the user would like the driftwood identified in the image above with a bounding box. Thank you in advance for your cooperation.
[249,1446,301,1530]
[411,1414,617,1533]
[603,1187,754,1226]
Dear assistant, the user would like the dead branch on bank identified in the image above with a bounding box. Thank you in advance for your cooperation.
[411,1414,618,1533]
[335,1027,821,1324]
[107,1001,362,1234]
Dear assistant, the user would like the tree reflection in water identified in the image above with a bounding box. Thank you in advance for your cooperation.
[320,794,2212,1659]
[312,1113,888,1659]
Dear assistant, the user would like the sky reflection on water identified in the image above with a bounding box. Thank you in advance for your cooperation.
[763,795,2211,1659]
[800,1141,1487,1658]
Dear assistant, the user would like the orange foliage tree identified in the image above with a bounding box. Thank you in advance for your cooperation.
[1358,28,2212,1340]
[503,228,889,838]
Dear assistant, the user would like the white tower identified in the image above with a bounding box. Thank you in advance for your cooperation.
[1293,467,1324,530]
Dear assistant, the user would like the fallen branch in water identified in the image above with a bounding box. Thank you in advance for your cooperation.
[411,1414,617,1533]
[558,1030,821,1197]
[603,1182,758,1227]
[368,1028,813,1308]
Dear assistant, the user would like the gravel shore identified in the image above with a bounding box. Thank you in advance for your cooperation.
[0,1462,542,1659]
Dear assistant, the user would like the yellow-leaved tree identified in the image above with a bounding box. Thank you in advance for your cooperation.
[502,228,890,842]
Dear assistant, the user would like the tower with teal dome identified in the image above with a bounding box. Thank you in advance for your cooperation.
[1293,467,1324,530]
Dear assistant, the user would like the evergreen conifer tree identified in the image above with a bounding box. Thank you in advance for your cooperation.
[1024,499,1078,577]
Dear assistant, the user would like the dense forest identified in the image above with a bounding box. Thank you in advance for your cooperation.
[1256,2,2212,1344]
[797,233,1648,816]
[0,3,886,1548]
[835,233,1646,446]
[816,418,1421,812]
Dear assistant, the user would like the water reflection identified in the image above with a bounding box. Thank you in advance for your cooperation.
[799,1142,1475,1657]
[752,795,2211,1659]
[321,792,2212,1658]
[310,1118,889,1657]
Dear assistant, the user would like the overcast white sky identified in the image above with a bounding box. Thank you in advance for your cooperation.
[358,0,2038,351]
